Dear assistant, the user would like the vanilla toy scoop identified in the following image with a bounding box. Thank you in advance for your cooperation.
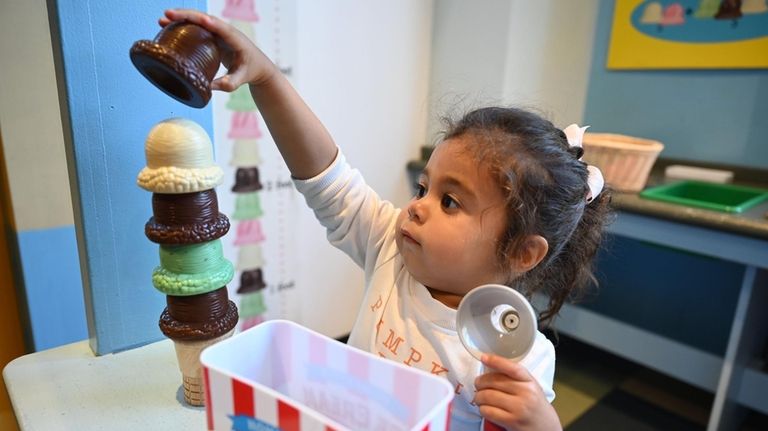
[137,118,224,193]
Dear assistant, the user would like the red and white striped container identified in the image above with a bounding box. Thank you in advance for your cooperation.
[201,320,454,431]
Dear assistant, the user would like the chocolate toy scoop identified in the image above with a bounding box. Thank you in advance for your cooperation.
[130,21,221,108]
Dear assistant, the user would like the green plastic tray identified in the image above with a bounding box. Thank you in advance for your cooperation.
[640,180,768,213]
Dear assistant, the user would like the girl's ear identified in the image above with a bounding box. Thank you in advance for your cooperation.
[511,235,549,274]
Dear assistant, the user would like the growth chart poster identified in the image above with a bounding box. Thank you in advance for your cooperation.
[209,0,301,331]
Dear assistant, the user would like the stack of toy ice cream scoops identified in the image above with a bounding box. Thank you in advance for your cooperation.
[137,118,239,406]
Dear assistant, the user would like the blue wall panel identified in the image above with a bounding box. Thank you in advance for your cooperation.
[18,225,87,351]
[50,0,210,354]
[585,1,768,169]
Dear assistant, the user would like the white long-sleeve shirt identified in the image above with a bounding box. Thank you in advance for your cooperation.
[294,149,555,430]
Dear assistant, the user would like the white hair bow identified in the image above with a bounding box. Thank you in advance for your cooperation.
[563,124,604,203]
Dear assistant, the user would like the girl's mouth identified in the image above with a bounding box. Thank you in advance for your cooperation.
[400,228,420,245]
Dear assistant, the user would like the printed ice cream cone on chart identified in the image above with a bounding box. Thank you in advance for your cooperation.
[230,19,256,41]
[234,219,266,245]
[232,191,264,220]
[226,84,258,112]
[237,269,267,331]
[231,166,264,192]
[240,315,265,331]
[236,243,265,270]
[228,111,263,140]
[222,0,260,22]
[237,268,267,294]
[138,118,239,406]
[229,139,262,167]
[220,10,269,330]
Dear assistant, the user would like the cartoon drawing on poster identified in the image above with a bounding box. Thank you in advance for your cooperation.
[211,0,299,330]
[608,0,768,69]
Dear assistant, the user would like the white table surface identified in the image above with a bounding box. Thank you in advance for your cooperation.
[3,339,206,430]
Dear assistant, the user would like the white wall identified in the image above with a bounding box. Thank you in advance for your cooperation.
[297,1,434,209]
[428,0,599,136]
[503,1,599,126]
[0,0,72,231]
[427,0,512,140]
[287,1,435,337]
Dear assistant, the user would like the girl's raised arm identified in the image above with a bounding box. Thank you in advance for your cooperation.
[160,9,338,180]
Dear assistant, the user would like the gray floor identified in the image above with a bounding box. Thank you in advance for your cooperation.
[551,333,767,430]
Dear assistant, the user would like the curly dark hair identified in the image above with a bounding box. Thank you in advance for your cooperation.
[441,107,613,324]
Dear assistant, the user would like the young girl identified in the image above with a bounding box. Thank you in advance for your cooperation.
[160,10,611,431]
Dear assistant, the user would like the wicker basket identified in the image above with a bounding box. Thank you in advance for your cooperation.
[581,133,664,192]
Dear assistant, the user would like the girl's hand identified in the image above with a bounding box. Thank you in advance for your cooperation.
[158,9,277,92]
[474,354,562,431]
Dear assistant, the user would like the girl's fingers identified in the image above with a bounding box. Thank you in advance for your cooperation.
[474,387,515,408]
[481,354,532,382]
[211,56,252,91]
[156,8,260,92]
[474,388,521,426]
[475,358,538,397]
[477,404,515,429]
[475,372,530,396]
[210,76,228,92]
[225,66,249,88]
[211,72,240,92]
[159,10,210,30]
[163,9,245,49]
[163,9,211,25]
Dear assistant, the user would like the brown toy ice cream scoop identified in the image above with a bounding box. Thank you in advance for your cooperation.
[130,21,221,108]
[159,287,238,341]
[146,190,230,245]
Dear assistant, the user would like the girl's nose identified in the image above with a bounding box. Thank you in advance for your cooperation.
[407,199,426,222]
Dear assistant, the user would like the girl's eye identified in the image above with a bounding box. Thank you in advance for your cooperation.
[441,194,460,210]
[415,184,426,199]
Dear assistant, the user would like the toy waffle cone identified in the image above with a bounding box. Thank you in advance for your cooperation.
[173,329,234,406]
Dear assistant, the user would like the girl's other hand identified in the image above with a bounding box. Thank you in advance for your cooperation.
[158,9,277,92]
[474,354,562,431]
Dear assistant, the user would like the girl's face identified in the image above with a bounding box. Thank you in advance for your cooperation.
[396,136,509,308]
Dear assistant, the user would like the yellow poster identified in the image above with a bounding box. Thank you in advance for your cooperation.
[607,0,768,69]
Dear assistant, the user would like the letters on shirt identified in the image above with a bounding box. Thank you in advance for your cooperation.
[371,294,466,395]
